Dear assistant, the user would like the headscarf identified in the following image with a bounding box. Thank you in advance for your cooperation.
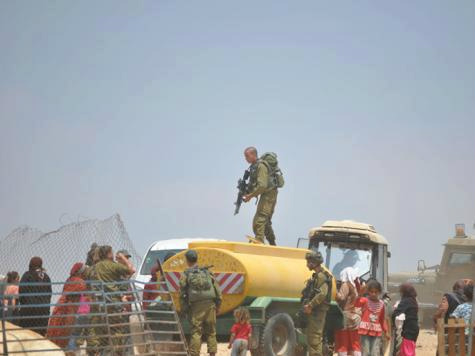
[29,256,43,271]
[28,256,46,279]
[70,262,86,277]
[340,267,359,287]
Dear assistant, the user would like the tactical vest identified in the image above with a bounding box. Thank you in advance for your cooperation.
[185,267,217,303]
[301,270,332,307]
[248,163,260,192]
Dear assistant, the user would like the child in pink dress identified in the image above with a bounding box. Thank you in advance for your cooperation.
[392,283,419,356]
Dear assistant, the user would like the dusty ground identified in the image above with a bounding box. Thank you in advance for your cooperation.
[199,329,438,356]
[416,329,438,356]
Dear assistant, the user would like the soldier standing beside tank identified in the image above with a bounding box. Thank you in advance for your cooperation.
[179,250,222,356]
[302,251,331,356]
[242,147,282,245]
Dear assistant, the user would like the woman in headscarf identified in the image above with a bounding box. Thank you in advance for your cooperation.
[18,257,52,336]
[335,267,363,356]
[47,262,87,348]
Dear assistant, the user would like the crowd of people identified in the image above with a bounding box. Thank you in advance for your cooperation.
[330,267,418,356]
[1,244,138,356]
[1,245,474,356]
[333,267,474,356]
[433,279,474,335]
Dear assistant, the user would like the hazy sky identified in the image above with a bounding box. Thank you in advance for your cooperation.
[1,1,474,272]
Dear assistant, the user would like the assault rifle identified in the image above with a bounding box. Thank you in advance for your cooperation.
[234,169,250,215]
[295,278,317,328]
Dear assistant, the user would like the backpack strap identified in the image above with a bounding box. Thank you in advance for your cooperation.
[259,159,271,172]
[319,271,332,303]
[183,268,195,295]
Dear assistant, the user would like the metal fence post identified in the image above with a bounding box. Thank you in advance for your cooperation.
[1,283,8,356]
[469,285,475,356]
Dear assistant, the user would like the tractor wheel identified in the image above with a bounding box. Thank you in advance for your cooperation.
[262,313,297,356]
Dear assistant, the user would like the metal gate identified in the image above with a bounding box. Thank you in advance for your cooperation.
[1,279,188,356]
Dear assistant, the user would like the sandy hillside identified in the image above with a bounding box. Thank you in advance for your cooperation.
[200,329,438,356]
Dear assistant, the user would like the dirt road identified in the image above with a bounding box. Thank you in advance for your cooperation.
[416,329,437,356]
[200,329,437,356]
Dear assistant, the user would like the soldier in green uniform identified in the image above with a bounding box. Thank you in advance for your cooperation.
[179,250,222,356]
[302,251,331,356]
[242,147,282,245]
[87,245,135,356]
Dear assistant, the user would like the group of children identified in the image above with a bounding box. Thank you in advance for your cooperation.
[227,267,419,356]
[335,267,419,356]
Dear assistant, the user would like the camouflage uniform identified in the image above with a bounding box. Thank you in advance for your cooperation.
[303,253,331,356]
[88,260,130,356]
[84,266,103,356]
[179,265,222,356]
[248,161,278,245]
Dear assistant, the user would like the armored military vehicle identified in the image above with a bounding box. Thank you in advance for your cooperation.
[389,224,475,324]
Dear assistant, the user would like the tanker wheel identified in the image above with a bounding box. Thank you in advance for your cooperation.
[262,313,297,356]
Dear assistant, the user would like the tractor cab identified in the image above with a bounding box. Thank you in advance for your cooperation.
[307,220,390,291]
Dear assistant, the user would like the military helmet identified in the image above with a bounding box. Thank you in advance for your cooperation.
[185,249,198,263]
[305,250,324,264]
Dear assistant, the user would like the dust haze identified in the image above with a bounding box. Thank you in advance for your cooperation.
[1,2,474,272]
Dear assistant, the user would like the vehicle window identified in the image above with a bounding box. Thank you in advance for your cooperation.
[140,249,182,274]
[317,245,372,280]
[449,253,474,266]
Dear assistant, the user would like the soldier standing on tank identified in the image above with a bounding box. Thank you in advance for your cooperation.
[302,251,331,356]
[179,250,222,356]
[242,146,278,245]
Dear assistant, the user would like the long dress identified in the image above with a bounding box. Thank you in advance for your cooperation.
[18,270,52,336]
[46,276,87,348]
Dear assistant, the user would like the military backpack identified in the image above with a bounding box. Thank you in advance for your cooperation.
[259,152,285,189]
[185,267,217,303]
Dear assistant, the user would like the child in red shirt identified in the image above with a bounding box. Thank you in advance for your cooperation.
[228,307,252,356]
[335,267,363,356]
[358,280,390,356]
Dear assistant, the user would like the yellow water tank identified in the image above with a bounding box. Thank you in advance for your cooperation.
[162,241,336,314]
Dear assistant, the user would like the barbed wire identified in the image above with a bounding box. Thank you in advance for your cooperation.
[0,214,141,298]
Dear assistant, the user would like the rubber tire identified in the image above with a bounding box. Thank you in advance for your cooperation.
[262,313,297,356]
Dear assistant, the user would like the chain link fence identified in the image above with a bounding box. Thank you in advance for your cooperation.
[1,278,188,356]
[0,214,141,296]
